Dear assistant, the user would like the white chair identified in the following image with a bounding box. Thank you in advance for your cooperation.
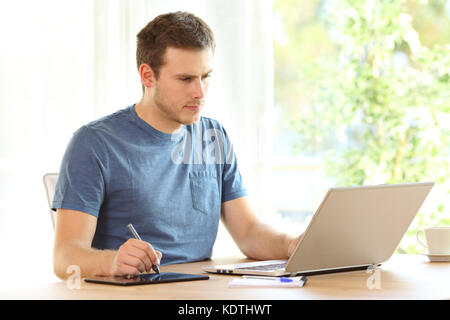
[43,173,58,231]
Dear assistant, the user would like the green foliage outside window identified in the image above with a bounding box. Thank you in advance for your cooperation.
[275,0,450,253]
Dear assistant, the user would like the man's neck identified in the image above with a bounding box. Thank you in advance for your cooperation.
[134,98,183,134]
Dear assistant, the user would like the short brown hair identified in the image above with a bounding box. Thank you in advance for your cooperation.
[136,11,215,79]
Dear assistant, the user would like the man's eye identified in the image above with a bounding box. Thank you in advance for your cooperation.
[179,75,211,82]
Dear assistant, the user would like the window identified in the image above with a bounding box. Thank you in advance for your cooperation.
[273,0,450,253]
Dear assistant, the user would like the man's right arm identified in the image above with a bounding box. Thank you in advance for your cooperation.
[53,209,161,279]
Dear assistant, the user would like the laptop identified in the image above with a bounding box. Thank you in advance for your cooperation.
[203,182,434,276]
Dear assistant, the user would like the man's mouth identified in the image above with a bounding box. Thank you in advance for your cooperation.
[184,104,202,112]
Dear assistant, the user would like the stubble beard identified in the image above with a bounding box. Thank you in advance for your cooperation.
[154,87,202,126]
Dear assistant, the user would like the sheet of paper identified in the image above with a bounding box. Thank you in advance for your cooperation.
[228,278,306,288]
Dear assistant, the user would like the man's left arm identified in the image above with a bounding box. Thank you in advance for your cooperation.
[221,196,302,260]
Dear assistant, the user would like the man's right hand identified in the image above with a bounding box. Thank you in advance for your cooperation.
[53,209,163,279]
[111,239,162,276]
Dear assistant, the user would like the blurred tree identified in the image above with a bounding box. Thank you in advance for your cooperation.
[275,0,450,253]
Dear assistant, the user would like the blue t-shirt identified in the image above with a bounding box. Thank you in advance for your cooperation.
[52,105,247,265]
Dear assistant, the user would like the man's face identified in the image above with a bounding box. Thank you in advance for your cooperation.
[151,47,214,126]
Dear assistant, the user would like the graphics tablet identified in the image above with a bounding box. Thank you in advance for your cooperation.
[84,272,209,286]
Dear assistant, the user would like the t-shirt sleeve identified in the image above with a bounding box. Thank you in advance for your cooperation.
[52,126,106,217]
[220,128,248,203]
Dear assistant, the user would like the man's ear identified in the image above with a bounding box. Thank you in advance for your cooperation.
[139,63,155,88]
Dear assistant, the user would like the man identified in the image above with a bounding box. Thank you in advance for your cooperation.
[52,11,302,279]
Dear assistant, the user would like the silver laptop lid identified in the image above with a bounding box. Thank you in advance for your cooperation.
[286,182,434,273]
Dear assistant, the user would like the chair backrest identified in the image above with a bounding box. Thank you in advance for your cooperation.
[43,173,58,231]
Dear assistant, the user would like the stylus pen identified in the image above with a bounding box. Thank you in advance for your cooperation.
[127,223,160,274]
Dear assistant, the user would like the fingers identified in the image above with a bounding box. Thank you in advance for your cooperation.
[287,234,303,257]
[114,258,142,276]
[113,239,163,276]
[127,244,153,272]
[129,239,161,266]
[155,250,162,263]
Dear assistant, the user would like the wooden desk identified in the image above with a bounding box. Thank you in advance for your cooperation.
[2,254,449,300]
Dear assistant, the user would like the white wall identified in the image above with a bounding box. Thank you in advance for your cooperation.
[0,0,275,288]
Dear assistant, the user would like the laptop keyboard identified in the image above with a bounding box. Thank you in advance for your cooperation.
[235,262,287,271]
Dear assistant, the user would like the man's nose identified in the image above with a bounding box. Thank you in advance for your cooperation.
[191,78,206,100]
